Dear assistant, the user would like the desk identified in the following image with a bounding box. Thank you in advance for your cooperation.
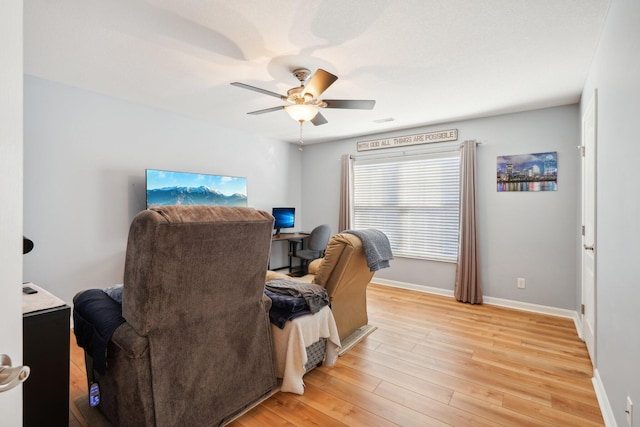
[22,283,70,427]
[270,233,309,271]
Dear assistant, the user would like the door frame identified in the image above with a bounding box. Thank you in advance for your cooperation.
[581,89,597,366]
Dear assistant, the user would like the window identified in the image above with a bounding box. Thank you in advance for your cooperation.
[353,150,460,262]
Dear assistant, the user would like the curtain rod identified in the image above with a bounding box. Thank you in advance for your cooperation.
[350,140,481,160]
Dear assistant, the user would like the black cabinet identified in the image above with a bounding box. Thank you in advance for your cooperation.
[22,284,70,427]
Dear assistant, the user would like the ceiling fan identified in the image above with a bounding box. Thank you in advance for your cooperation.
[230,68,376,126]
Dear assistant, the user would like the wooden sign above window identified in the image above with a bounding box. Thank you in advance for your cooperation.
[357,129,458,152]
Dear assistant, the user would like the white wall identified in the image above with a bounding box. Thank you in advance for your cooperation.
[302,105,580,310]
[22,78,583,315]
[23,76,303,305]
[581,0,640,424]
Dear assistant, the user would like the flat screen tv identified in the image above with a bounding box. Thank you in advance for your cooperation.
[145,169,248,208]
[272,207,295,235]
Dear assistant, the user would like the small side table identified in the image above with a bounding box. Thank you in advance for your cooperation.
[22,283,70,427]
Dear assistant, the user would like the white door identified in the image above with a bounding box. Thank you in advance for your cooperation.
[581,90,597,365]
[0,0,25,423]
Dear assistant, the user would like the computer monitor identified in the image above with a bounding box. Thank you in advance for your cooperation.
[272,207,295,235]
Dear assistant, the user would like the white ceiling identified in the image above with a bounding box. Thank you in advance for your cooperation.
[24,0,611,145]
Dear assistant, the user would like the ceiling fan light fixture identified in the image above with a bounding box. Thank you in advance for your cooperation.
[285,104,318,122]
[231,67,376,130]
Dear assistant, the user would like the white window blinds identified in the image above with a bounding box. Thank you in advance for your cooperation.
[353,150,461,262]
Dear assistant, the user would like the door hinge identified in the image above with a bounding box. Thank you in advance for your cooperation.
[581,304,585,315]
[581,146,586,156]
[581,225,585,236]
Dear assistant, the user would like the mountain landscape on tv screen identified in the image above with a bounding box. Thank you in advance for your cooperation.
[147,186,247,207]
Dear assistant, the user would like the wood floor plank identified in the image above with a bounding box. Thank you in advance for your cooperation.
[69,283,604,426]
[471,347,593,383]
[232,404,296,426]
[373,380,502,427]
[369,341,556,406]
[338,352,456,404]
[502,394,604,427]
[303,369,450,426]
[449,392,552,427]
[315,361,383,393]
[291,381,399,427]
[69,330,89,427]
[551,394,603,421]
[342,346,504,406]
[260,392,350,427]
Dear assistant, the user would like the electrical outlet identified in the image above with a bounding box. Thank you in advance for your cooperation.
[517,278,526,289]
[627,396,633,426]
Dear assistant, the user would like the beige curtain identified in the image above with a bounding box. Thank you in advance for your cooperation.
[338,154,353,232]
[455,140,483,304]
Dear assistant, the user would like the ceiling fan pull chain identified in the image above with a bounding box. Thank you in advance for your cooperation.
[299,121,304,151]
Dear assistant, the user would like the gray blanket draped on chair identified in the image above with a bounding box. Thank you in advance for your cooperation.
[343,229,393,271]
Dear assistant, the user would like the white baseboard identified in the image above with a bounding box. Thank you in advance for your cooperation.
[593,368,618,427]
[574,313,584,340]
[373,278,455,298]
[482,295,577,319]
[372,279,577,319]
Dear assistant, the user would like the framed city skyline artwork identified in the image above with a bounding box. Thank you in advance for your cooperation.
[496,152,558,192]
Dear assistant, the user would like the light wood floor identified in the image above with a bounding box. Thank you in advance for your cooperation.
[69,283,604,426]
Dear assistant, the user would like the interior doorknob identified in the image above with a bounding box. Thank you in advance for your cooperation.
[0,354,30,393]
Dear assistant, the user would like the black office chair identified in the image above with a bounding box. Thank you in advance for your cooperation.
[291,224,331,274]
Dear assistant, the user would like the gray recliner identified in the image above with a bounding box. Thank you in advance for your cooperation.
[290,224,331,274]
[74,206,277,427]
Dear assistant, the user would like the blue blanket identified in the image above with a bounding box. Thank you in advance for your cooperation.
[73,289,125,375]
[264,289,312,329]
[344,229,394,271]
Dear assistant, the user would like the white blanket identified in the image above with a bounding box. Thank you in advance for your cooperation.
[271,306,341,394]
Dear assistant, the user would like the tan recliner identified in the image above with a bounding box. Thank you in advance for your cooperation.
[267,233,373,340]
[74,206,277,427]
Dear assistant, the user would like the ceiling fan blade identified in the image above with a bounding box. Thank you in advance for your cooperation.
[311,112,328,126]
[247,106,285,115]
[230,82,286,100]
[323,99,376,110]
[303,69,338,99]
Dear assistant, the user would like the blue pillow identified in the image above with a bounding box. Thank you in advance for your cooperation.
[103,284,123,304]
